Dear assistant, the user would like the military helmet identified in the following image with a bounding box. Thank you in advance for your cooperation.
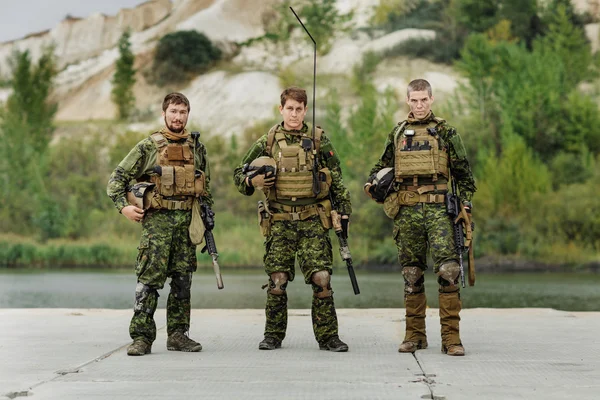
[245,156,277,176]
[370,167,395,202]
[126,182,156,210]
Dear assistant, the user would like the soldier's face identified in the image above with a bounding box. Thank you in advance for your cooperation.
[162,103,189,133]
[279,99,307,131]
[407,90,434,120]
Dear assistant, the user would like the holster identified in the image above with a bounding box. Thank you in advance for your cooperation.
[257,201,272,237]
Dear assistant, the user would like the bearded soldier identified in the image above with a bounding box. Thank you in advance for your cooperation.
[107,92,212,356]
[365,79,476,356]
[233,86,352,352]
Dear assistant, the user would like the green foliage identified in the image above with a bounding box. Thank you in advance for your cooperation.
[111,29,136,120]
[457,6,597,163]
[0,47,58,236]
[261,0,353,55]
[152,30,222,86]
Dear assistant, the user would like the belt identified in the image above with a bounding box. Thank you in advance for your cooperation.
[398,184,448,194]
[157,197,194,210]
[269,201,321,222]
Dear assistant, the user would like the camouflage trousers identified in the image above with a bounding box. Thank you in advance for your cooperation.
[393,202,458,287]
[130,209,197,344]
[263,217,339,344]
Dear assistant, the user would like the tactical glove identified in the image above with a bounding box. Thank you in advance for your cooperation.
[248,173,275,189]
[341,216,350,239]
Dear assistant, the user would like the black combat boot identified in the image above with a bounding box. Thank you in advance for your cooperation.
[258,336,282,350]
[319,335,349,352]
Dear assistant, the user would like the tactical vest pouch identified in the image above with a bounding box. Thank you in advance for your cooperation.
[194,170,206,197]
[316,199,333,230]
[316,168,332,200]
[396,150,436,177]
[383,190,445,218]
[257,201,272,237]
[160,166,175,196]
[167,144,185,161]
[276,171,314,200]
[280,147,300,172]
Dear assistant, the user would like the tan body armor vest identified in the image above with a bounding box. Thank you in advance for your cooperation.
[146,132,206,210]
[265,126,331,204]
[394,118,449,185]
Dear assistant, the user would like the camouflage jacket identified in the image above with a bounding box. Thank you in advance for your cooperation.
[369,112,476,202]
[233,122,352,215]
[107,132,213,212]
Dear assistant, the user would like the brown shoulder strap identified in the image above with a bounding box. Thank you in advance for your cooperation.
[265,124,279,156]
[314,126,324,153]
[150,132,167,149]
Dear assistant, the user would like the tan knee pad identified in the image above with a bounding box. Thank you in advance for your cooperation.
[268,272,289,295]
[437,261,460,286]
[402,266,424,294]
[311,270,332,298]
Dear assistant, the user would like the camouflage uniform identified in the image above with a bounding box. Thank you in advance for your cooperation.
[107,130,212,346]
[369,111,476,353]
[233,122,351,347]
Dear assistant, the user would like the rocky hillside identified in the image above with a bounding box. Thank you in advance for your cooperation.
[0,0,598,136]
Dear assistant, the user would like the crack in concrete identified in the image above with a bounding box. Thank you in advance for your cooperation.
[412,352,447,400]
[4,391,32,399]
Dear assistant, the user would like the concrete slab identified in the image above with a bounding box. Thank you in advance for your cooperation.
[1,308,599,399]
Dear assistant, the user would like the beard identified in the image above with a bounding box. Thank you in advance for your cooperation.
[165,117,185,133]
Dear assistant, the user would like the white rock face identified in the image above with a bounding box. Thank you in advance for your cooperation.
[184,70,281,136]
[0,0,172,76]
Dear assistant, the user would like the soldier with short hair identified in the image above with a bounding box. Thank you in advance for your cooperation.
[233,86,352,352]
[107,92,212,356]
[364,79,476,356]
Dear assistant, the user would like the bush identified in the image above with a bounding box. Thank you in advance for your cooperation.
[152,30,222,86]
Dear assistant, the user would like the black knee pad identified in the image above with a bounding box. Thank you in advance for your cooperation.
[170,273,192,300]
[134,282,159,315]
[311,270,332,298]
[268,272,289,295]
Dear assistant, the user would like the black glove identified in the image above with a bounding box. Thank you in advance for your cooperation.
[341,216,349,239]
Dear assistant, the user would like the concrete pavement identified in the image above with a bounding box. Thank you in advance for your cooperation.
[1,308,599,399]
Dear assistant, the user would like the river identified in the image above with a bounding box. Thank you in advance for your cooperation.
[1,269,599,311]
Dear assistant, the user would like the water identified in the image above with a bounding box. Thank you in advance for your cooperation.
[1,269,599,311]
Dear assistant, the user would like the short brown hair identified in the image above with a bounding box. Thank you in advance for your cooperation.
[407,79,432,97]
[280,86,307,107]
[162,92,190,112]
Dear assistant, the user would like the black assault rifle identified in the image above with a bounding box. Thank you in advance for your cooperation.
[446,179,475,287]
[330,196,360,295]
[199,202,224,290]
[190,131,224,290]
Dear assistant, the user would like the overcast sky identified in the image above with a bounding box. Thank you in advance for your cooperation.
[0,0,151,43]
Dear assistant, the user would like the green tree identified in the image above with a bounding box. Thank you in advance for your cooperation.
[0,47,57,236]
[152,30,221,86]
[111,29,136,120]
[262,0,353,55]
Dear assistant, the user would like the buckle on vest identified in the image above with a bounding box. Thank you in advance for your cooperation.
[290,212,300,221]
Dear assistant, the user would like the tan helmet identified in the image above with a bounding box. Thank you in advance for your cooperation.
[126,182,156,210]
[247,156,277,176]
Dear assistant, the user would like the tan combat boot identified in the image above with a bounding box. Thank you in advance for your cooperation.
[127,339,152,356]
[398,292,428,353]
[439,291,465,356]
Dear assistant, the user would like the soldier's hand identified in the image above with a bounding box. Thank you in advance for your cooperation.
[363,183,374,200]
[122,205,144,222]
[249,173,275,189]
